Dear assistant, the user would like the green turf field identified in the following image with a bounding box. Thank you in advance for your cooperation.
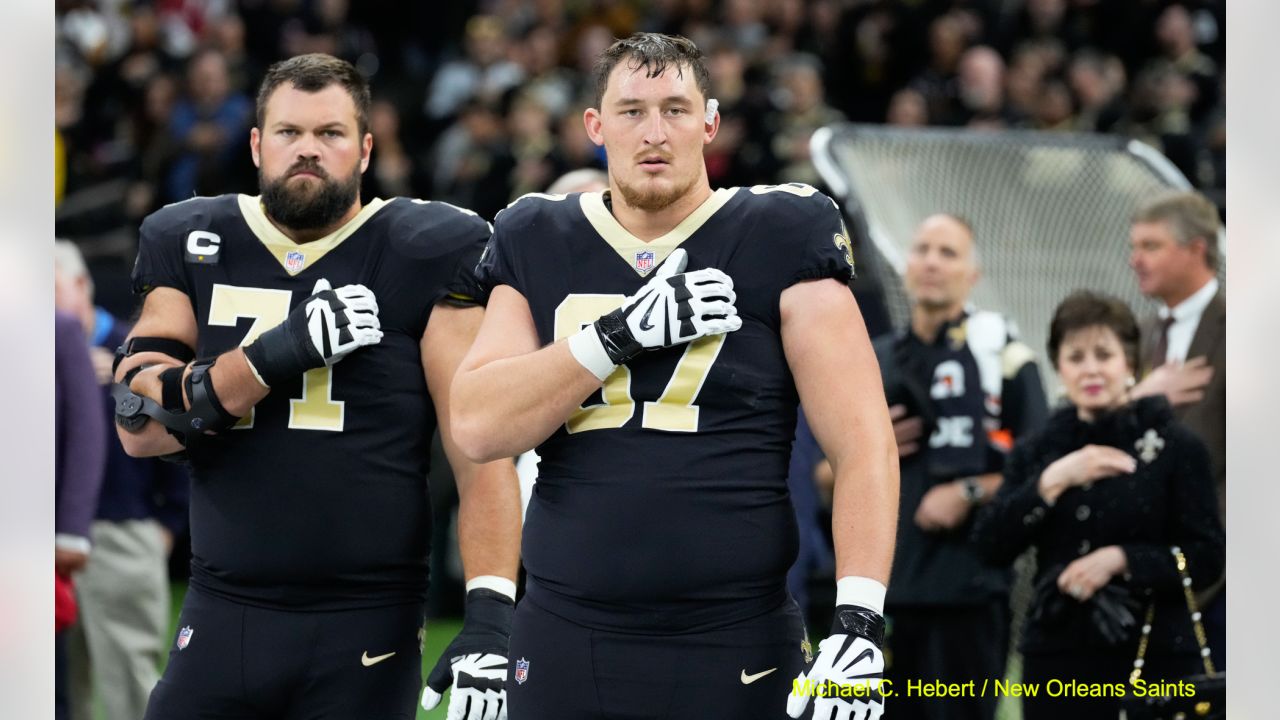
[161,581,465,720]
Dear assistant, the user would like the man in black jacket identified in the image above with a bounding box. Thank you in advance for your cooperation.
[877,215,1048,720]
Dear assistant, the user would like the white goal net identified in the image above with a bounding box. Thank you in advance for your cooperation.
[811,124,1217,399]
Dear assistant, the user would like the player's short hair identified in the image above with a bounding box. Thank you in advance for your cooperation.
[1132,191,1222,271]
[256,53,371,136]
[1047,290,1140,371]
[591,32,711,109]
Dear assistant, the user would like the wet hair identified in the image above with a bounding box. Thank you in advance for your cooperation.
[1132,190,1222,271]
[591,32,712,109]
[1047,290,1140,370]
[256,53,371,136]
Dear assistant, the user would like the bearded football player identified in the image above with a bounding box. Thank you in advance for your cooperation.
[112,54,520,720]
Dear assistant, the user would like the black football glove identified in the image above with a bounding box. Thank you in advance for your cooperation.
[592,248,741,365]
[788,605,886,720]
[243,278,381,388]
[421,589,514,720]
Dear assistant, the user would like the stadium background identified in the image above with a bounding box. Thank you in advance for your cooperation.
[53,1,1225,718]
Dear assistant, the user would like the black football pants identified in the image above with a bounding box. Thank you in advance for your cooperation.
[143,585,425,720]
[506,593,808,719]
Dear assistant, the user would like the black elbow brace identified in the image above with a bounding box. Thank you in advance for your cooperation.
[112,336,196,378]
[111,358,240,443]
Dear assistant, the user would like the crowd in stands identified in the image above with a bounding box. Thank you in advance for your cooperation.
[56,0,1225,254]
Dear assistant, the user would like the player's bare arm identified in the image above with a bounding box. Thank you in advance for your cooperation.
[782,277,897,720]
[421,302,523,718]
[113,287,197,457]
[781,278,897,585]
[450,285,605,463]
[422,303,521,583]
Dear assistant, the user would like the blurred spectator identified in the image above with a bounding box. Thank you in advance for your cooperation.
[1120,61,1197,182]
[767,54,844,186]
[54,309,107,720]
[1153,2,1219,126]
[1005,40,1059,120]
[956,45,1019,128]
[910,13,971,127]
[125,72,181,221]
[704,41,775,187]
[55,241,190,720]
[826,2,911,123]
[721,0,769,57]
[363,99,425,201]
[514,24,577,119]
[507,93,561,200]
[54,61,89,205]
[55,308,107,578]
[572,23,617,78]
[995,0,1078,57]
[432,98,516,221]
[425,15,524,123]
[53,0,1228,277]
[1127,190,1226,666]
[208,11,255,95]
[973,291,1224,720]
[164,48,253,203]
[1068,49,1125,133]
[280,0,377,65]
[1032,76,1075,131]
[548,103,606,175]
[874,215,1048,720]
[886,87,929,127]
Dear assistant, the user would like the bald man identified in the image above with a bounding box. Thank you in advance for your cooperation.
[875,214,1048,720]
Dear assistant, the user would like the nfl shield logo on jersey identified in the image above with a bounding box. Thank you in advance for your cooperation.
[285,250,306,273]
[177,626,194,650]
[514,657,530,685]
[634,250,655,274]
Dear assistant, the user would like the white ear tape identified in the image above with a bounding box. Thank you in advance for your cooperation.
[704,98,719,124]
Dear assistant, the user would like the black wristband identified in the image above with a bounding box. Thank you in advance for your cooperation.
[463,588,516,637]
[831,605,886,648]
[593,310,644,365]
[243,321,316,388]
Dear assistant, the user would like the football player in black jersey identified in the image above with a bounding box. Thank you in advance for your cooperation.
[112,54,520,720]
[451,34,899,719]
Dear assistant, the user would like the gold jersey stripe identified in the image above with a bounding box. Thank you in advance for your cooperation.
[578,187,738,276]
[237,194,388,275]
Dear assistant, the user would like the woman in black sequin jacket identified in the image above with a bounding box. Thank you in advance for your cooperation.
[972,291,1224,720]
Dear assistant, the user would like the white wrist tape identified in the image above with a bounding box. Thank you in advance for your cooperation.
[836,576,886,615]
[704,98,719,124]
[466,575,517,602]
[567,326,617,382]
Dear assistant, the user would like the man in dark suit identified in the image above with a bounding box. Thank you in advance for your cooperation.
[1128,189,1226,666]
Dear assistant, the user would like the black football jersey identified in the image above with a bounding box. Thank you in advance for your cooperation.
[132,194,490,610]
[478,184,853,632]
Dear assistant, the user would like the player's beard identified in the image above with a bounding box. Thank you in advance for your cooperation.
[260,159,362,232]
[614,169,699,213]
